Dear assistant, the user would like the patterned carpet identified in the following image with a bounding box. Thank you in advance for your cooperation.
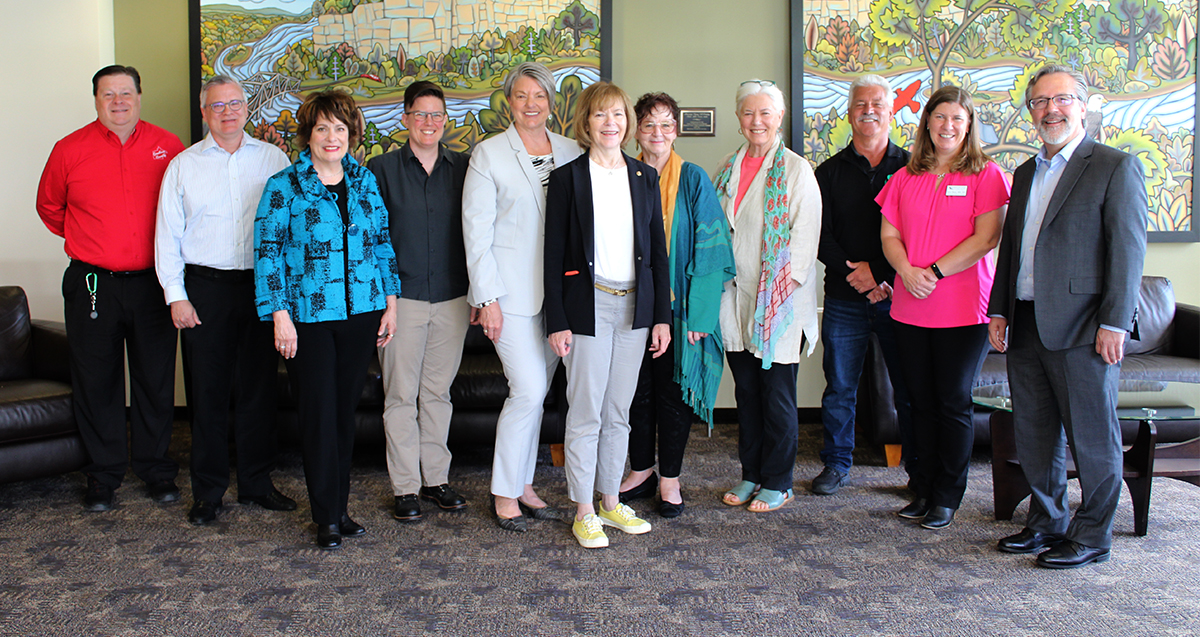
[0,420,1197,637]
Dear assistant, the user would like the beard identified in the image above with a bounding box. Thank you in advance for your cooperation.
[1037,118,1077,146]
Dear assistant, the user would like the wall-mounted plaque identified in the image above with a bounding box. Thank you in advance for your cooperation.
[678,108,716,137]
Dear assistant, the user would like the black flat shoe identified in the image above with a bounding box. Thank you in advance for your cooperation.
[316,524,342,550]
[147,480,180,504]
[920,506,955,529]
[619,472,658,503]
[393,494,422,523]
[658,499,685,519]
[188,500,222,526]
[238,488,298,511]
[897,498,930,520]
[339,515,366,537]
[496,513,527,533]
[420,484,468,510]
[1036,540,1110,569]
[518,500,569,523]
[83,479,114,512]
[998,528,1065,554]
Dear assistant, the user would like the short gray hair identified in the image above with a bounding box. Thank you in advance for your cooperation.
[848,74,892,103]
[200,74,245,108]
[1024,64,1088,106]
[735,79,786,114]
[502,62,556,101]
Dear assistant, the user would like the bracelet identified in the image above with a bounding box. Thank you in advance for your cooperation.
[478,298,497,308]
[930,263,945,280]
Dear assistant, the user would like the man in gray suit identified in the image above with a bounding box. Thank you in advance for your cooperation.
[987,64,1147,569]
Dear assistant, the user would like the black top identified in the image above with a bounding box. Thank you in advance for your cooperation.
[814,141,910,302]
[366,142,470,303]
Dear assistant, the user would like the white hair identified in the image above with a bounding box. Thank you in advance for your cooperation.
[848,74,892,103]
[735,80,786,114]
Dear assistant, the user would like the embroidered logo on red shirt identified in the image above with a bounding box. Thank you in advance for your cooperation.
[152,146,168,160]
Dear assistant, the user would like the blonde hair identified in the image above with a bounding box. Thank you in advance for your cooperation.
[573,81,636,150]
[908,85,991,176]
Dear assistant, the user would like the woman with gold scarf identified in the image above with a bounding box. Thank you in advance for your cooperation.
[617,93,735,518]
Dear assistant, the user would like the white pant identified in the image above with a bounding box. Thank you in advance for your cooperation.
[490,311,560,499]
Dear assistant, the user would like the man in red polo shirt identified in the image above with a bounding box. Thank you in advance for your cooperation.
[37,65,185,512]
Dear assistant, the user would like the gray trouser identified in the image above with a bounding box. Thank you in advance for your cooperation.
[563,281,648,503]
[491,311,560,499]
[379,296,470,495]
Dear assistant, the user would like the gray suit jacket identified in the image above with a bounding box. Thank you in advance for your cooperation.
[988,135,1147,351]
[462,126,582,316]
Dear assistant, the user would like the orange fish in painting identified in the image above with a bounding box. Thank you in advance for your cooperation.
[894,80,921,114]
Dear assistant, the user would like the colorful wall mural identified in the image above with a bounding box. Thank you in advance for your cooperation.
[193,0,607,162]
[797,0,1198,241]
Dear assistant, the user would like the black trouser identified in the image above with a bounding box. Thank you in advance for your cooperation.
[63,260,178,489]
[287,310,381,525]
[893,321,989,509]
[726,349,799,492]
[628,339,694,478]
[181,267,278,503]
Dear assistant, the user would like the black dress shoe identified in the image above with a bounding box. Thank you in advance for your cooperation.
[83,479,114,512]
[658,499,685,519]
[316,524,342,550]
[496,513,527,533]
[339,514,366,537]
[897,498,930,520]
[188,500,222,525]
[920,506,956,529]
[393,494,422,523]
[148,480,180,504]
[1036,540,1110,569]
[619,472,658,503]
[518,500,569,522]
[998,528,1065,554]
[420,484,468,510]
[238,488,298,511]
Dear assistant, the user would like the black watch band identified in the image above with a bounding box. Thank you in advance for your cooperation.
[931,263,945,280]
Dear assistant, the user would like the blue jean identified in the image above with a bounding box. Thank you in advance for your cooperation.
[819,296,913,474]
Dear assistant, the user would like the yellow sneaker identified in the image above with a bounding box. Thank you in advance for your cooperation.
[597,502,651,535]
[572,513,609,549]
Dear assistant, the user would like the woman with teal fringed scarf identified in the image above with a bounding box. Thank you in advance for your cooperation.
[715,80,822,513]
[617,93,736,518]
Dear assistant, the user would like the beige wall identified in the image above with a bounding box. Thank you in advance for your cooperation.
[5,0,1197,408]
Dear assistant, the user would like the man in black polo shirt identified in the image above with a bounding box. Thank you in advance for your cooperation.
[811,74,913,495]
[367,81,471,522]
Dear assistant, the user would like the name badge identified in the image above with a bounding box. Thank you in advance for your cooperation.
[946,185,968,197]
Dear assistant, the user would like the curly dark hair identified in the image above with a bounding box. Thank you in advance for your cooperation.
[296,89,362,149]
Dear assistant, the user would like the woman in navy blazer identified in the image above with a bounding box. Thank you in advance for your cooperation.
[255,89,400,550]
[543,82,671,549]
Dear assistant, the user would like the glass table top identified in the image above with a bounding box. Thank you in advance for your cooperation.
[972,380,1200,421]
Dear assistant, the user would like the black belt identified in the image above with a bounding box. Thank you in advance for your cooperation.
[71,259,153,278]
[185,264,255,282]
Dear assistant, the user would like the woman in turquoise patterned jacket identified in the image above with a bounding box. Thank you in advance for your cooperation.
[254,89,400,550]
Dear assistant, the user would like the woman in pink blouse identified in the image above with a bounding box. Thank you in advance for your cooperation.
[875,85,1010,530]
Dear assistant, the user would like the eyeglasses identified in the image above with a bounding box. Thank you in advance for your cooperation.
[207,100,245,113]
[1027,94,1078,111]
[638,120,677,133]
[409,111,446,123]
[741,80,776,87]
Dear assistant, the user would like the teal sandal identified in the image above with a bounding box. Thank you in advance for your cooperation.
[722,480,760,506]
[749,488,794,512]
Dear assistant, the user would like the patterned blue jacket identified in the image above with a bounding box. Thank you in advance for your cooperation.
[254,149,400,323]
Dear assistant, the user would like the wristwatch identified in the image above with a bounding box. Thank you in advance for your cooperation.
[478,298,497,308]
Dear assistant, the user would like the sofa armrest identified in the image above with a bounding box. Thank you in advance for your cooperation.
[1172,303,1199,360]
[30,320,71,384]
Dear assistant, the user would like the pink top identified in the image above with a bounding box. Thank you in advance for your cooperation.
[734,154,765,215]
[876,162,1010,328]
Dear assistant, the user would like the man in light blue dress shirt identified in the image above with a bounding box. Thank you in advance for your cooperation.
[155,75,296,526]
[987,65,1147,569]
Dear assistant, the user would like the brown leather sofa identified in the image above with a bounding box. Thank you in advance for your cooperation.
[856,276,1200,461]
[275,323,566,449]
[0,286,87,484]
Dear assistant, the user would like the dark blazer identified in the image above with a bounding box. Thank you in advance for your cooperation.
[987,135,1147,351]
[543,151,671,336]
